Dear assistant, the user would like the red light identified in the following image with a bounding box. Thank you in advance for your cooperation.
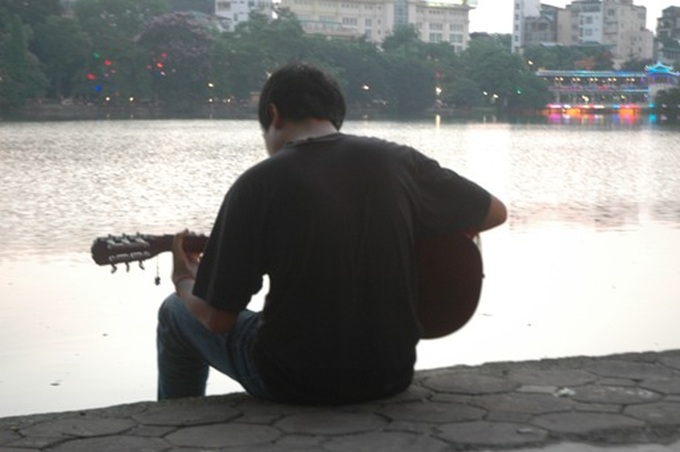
[103,59,112,66]
[86,73,96,80]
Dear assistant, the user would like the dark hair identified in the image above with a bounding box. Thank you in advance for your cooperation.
[257,63,346,131]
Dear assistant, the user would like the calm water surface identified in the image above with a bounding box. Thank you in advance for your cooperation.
[2,116,680,417]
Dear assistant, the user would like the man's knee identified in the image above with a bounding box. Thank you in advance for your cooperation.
[158,293,184,325]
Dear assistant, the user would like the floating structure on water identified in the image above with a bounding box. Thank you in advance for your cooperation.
[537,62,679,114]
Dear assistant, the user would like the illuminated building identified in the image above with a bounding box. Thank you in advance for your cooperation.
[538,62,679,113]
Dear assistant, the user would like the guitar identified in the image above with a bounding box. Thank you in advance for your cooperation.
[91,232,482,339]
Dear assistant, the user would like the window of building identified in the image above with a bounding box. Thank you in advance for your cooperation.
[450,33,463,43]
[430,23,443,31]
[429,32,442,43]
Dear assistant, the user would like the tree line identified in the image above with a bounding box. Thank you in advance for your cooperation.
[1,0,678,118]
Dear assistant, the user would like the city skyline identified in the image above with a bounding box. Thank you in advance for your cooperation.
[469,0,668,34]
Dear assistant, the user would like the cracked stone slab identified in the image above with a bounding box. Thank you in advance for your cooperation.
[422,372,518,395]
[4,435,63,450]
[507,439,680,452]
[436,421,548,447]
[508,369,597,387]
[659,354,680,370]
[470,392,574,414]
[166,422,281,448]
[50,435,168,452]
[624,401,680,425]
[133,401,240,426]
[324,431,452,452]
[18,417,135,438]
[381,401,485,423]
[275,411,387,435]
[531,411,645,435]
[584,360,679,380]
[571,385,663,405]
[640,378,680,394]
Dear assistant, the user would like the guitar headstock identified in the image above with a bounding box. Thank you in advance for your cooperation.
[91,233,208,273]
[91,233,168,271]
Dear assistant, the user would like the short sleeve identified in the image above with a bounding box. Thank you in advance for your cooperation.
[411,152,491,238]
[193,177,265,313]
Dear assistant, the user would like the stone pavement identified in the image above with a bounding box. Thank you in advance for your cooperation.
[1,350,680,452]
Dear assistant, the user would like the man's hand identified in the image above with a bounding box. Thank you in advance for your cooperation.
[170,229,237,334]
[171,230,200,292]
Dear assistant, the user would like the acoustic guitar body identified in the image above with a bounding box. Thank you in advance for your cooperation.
[416,232,483,339]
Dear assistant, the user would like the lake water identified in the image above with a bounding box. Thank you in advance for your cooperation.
[2,115,680,417]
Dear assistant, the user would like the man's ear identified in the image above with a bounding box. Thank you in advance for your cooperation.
[269,104,285,129]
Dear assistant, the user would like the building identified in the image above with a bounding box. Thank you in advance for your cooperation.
[657,6,680,64]
[562,0,653,66]
[415,1,471,50]
[513,0,654,67]
[277,0,475,51]
[522,4,560,49]
[512,0,541,53]
[276,0,394,42]
[215,0,274,31]
[658,6,680,42]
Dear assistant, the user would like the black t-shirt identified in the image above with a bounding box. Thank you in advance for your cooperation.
[194,133,491,404]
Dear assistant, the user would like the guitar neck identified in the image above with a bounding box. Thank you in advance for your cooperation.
[149,234,208,254]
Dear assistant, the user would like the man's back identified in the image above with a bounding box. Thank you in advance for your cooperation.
[213,133,422,403]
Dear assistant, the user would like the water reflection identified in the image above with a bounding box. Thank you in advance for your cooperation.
[1,118,680,417]
[543,111,657,127]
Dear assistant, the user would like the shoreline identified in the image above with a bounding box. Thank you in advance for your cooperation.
[1,102,521,123]
[2,349,680,451]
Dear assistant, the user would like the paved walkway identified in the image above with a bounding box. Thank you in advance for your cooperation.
[1,350,680,451]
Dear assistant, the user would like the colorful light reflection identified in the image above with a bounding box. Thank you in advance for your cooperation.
[544,103,651,125]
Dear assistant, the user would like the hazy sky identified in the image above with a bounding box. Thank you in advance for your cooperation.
[469,0,669,34]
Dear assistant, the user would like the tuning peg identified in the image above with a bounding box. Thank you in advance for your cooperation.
[125,262,130,272]
[139,261,145,270]
[110,264,117,274]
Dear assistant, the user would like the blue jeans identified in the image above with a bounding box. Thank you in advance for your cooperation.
[156,293,271,400]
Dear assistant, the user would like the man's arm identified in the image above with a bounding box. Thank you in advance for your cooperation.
[477,194,507,232]
[172,232,237,335]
